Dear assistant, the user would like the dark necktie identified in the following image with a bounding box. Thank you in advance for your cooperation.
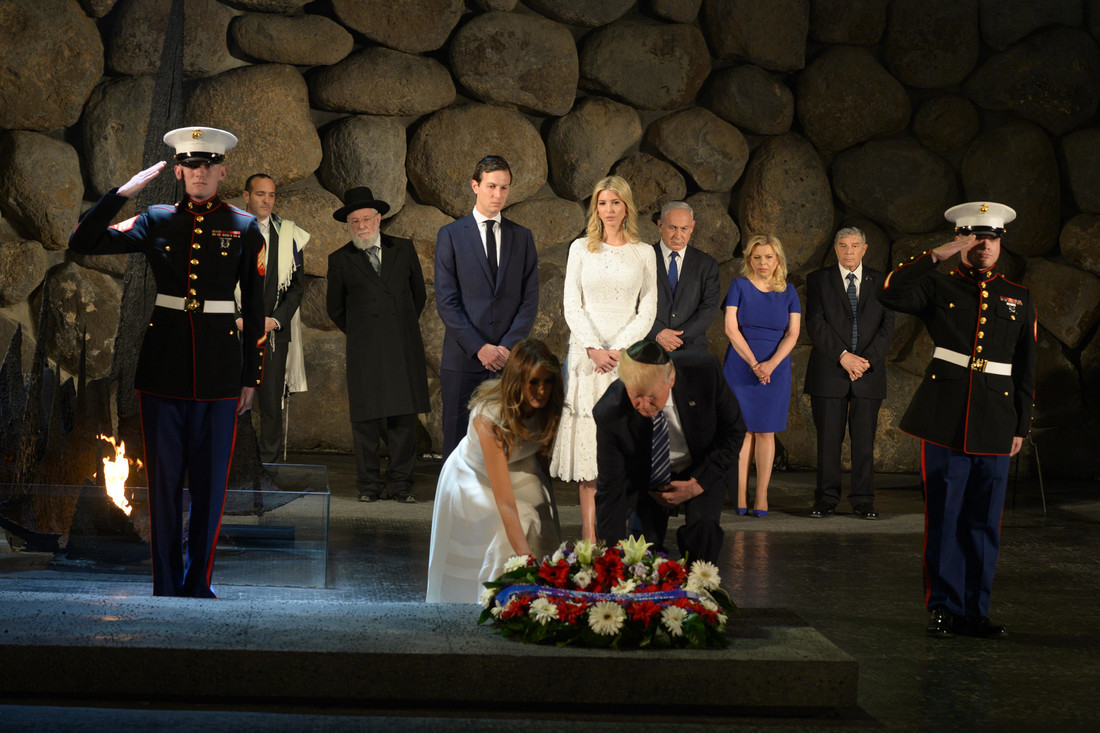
[484,220,498,281]
[668,251,679,295]
[847,272,859,351]
[367,246,381,275]
[651,411,671,489]
[263,224,279,310]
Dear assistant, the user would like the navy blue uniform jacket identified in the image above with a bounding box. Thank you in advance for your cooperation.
[69,190,267,400]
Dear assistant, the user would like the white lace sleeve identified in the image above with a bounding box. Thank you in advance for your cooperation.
[562,238,606,349]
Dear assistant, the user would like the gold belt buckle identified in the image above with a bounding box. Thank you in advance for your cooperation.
[970,357,987,372]
[184,297,202,312]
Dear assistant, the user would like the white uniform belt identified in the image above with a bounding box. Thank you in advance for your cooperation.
[155,293,235,314]
[932,347,1012,376]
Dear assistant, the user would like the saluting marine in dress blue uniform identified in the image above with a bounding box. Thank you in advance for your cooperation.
[878,202,1037,639]
[69,127,267,597]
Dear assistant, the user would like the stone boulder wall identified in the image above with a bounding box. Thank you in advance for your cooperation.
[980,0,1084,50]
[36,262,122,380]
[1034,328,1083,424]
[644,108,750,193]
[832,138,957,235]
[382,203,456,284]
[738,133,834,273]
[523,0,633,27]
[107,0,239,78]
[960,119,1061,257]
[651,0,702,24]
[797,45,911,154]
[700,65,795,136]
[0,240,49,308]
[548,97,642,202]
[0,132,84,251]
[81,75,155,199]
[912,96,980,154]
[450,12,578,117]
[579,20,711,111]
[330,0,464,54]
[298,276,333,332]
[502,198,587,253]
[809,0,888,45]
[186,64,323,199]
[685,192,739,265]
[884,0,980,89]
[0,1,103,131]
[611,153,688,217]
[231,13,353,66]
[287,326,351,452]
[1060,215,1100,276]
[318,116,407,217]
[308,48,456,117]
[702,0,809,72]
[407,104,546,219]
[265,187,345,279]
[1062,128,1100,214]
[1024,258,1100,349]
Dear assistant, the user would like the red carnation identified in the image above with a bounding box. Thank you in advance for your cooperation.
[657,560,687,589]
[537,559,571,588]
[556,600,587,624]
[501,594,533,620]
[593,552,626,592]
[628,600,662,626]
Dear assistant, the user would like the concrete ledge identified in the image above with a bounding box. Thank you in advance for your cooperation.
[0,592,856,714]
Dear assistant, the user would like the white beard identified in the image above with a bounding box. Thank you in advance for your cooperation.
[352,232,381,251]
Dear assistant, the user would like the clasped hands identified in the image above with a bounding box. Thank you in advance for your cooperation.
[649,477,703,509]
[839,351,870,382]
[751,359,773,385]
[587,347,619,374]
[478,343,510,371]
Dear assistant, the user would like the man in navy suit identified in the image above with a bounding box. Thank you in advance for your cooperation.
[646,201,721,354]
[434,155,539,458]
[594,341,745,563]
[803,227,894,519]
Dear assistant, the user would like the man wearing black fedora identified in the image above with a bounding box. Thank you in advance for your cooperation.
[327,187,430,503]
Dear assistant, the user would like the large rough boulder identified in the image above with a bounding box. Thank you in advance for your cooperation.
[185,65,322,198]
[1024,258,1100,349]
[685,192,740,265]
[81,0,121,17]
[1033,328,1083,423]
[0,239,48,308]
[832,138,957,235]
[503,198,586,252]
[960,119,1061,257]
[884,0,980,89]
[796,45,911,153]
[523,0,633,26]
[36,263,122,380]
[979,0,1084,50]
[318,116,407,217]
[106,0,239,78]
[701,0,809,71]
[0,131,83,251]
[309,47,455,117]
[1062,128,1100,214]
[81,75,156,199]
[531,262,569,359]
[286,326,350,452]
[644,108,750,192]
[298,276,334,331]
[407,104,547,219]
[610,153,688,217]
[382,203,456,284]
[651,0,702,23]
[231,13,353,66]
[964,28,1100,135]
[700,65,795,136]
[1060,214,1100,276]
[547,97,642,201]
[912,95,980,153]
[266,187,345,279]
[738,133,833,272]
[231,0,310,9]
[450,12,578,116]
[809,0,889,45]
[579,20,711,110]
[331,0,464,54]
[0,1,103,131]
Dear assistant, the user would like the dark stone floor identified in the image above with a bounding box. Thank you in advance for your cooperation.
[2,452,1098,731]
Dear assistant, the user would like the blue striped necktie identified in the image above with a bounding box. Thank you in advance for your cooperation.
[651,411,671,488]
[847,272,859,352]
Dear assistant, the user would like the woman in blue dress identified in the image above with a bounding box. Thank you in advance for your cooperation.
[722,234,801,516]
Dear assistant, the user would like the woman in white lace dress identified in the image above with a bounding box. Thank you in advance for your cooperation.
[549,175,657,542]
[426,339,564,603]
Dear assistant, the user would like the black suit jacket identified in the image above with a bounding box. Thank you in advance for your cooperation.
[646,243,721,353]
[803,266,894,399]
[327,233,429,421]
[594,351,746,544]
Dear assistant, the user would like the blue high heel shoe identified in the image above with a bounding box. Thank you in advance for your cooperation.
[735,507,748,516]
[753,509,768,518]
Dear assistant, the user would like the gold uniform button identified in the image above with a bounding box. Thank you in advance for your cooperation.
[189,273,198,280]
[1011,315,1016,320]
[982,303,988,310]
[165,245,171,252]
[189,288,197,295]
[196,216,204,222]
[976,345,983,353]
[978,331,984,338]
[931,374,936,380]
[190,258,199,265]
[981,291,989,298]
[194,228,203,235]
[220,251,228,256]
[949,303,955,308]
[192,243,201,250]
[148,322,154,327]
[980,317,987,324]
[1004,392,1009,397]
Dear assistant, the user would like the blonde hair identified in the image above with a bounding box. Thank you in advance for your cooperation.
[585,175,640,252]
[468,339,564,457]
[740,234,789,292]
[618,349,676,392]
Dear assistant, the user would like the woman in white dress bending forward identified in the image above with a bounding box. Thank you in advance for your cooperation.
[426,339,565,603]
[549,175,657,543]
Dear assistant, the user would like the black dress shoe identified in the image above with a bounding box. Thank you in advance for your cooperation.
[809,501,834,518]
[927,608,954,638]
[957,616,1008,639]
[853,503,879,520]
[358,493,380,503]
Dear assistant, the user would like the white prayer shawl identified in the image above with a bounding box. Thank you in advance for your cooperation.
[236,216,310,397]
